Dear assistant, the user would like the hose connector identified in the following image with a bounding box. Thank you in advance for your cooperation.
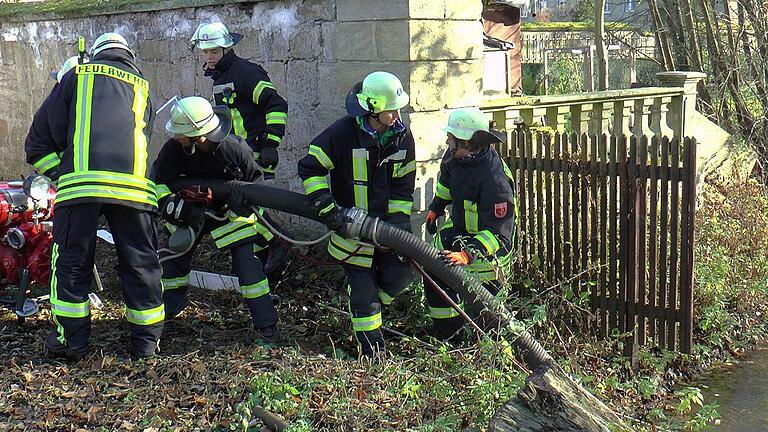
[343,207,368,239]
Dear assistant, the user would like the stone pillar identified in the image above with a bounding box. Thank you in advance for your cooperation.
[332,0,485,236]
[655,71,706,138]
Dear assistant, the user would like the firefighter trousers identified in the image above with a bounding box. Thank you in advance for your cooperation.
[424,275,501,341]
[342,249,414,356]
[49,204,164,357]
[161,235,278,329]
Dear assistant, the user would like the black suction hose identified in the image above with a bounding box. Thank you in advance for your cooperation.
[169,179,321,220]
[167,179,553,370]
[359,216,554,370]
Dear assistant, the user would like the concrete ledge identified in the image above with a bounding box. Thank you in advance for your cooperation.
[0,0,260,22]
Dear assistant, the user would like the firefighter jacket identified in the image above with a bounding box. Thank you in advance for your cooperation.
[429,147,517,280]
[297,116,416,268]
[206,51,288,154]
[24,83,65,178]
[24,49,155,211]
[151,134,273,250]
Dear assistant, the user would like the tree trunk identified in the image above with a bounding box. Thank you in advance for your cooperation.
[649,0,675,70]
[489,365,628,432]
[594,0,609,90]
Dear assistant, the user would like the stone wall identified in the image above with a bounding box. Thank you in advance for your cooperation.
[0,0,484,232]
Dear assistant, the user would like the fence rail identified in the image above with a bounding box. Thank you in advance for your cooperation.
[521,30,655,64]
[500,130,696,353]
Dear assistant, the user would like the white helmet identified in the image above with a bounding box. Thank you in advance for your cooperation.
[50,56,83,83]
[164,96,232,141]
[90,32,135,59]
[189,22,242,50]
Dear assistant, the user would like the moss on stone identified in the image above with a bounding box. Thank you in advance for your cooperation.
[0,0,253,21]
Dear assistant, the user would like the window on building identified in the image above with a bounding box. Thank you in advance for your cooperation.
[625,0,636,12]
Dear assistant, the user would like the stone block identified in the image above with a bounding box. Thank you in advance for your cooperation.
[335,22,375,61]
[286,60,319,133]
[445,60,483,108]
[409,0,446,19]
[337,0,410,22]
[320,22,336,62]
[311,105,347,135]
[406,110,453,161]
[236,30,263,61]
[374,21,409,61]
[264,30,289,62]
[317,63,344,107]
[410,20,482,61]
[263,61,288,96]
[412,158,442,211]
[445,0,484,20]
[283,110,313,153]
[136,38,171,62]
[296,0,336,22]
[289,25,320,60]
[408,61,447,112]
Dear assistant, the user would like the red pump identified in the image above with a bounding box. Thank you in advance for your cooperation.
[0,176,56,319]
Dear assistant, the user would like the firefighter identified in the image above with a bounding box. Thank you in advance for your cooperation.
[188,22,287,178]
[189,21,290,275]
[152,96,280,342]
[424,107,517,341]
[25,55,87,180]
[25,33,163,360]
[297,71,417,357]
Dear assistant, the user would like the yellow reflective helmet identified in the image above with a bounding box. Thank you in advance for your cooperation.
[189,22,243,50]
[50,56,83,83]
[90,32,134,59]
[354,71,409,114]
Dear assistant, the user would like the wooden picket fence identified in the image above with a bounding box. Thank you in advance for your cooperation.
[499,130,697,353]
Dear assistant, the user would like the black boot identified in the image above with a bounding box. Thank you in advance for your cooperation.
[357,329,386,358]
[163,287,189,319]
[43,332,87,362]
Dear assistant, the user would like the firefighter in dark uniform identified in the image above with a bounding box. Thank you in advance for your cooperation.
[297,71,417,357]
[189,22,290,274]
[25,33,164,360]
[189,22,288,178]
[152,96,280,341]
[424,108,518,341]
[25,56,86,179]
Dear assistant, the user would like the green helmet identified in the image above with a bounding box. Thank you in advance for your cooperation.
[189,22,243,50]
[90,32,134,59]
[444,108,493,141]
[354,71,409,114]
[165,96,232,140]
[50,56,83,83]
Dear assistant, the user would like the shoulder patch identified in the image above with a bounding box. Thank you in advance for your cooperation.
[494,202,508,219]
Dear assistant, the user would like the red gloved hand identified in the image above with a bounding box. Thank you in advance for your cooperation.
[441,250,472,266]
[425,210,439,235]
[179,186,213,208]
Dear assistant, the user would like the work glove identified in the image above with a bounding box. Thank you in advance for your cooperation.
[227,186,253,217]
[312,193,346,232]
[441,249,473,267]
[425,210,439,235]
[179,186,213,208]
[258,145,279,172]
[161,194,206,229]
